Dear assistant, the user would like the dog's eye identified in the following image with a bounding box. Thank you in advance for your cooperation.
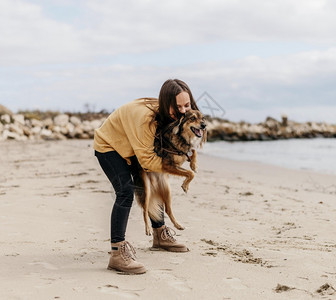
[190,116,196,121]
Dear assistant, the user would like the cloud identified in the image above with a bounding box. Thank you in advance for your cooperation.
[2,0,336,66]
[1,0,336,123]
[85,0,336,44]
[0,0,84,66]
[180,47,336,106]
[3,46,336,121]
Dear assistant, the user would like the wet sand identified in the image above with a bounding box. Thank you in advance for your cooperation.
[1,140,336,299]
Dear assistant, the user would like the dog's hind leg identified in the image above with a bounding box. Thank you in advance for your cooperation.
[143,174,152,236]
[159,175,184,230]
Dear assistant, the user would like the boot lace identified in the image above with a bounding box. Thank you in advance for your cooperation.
[161,226,177,243]
[120,241,137,261]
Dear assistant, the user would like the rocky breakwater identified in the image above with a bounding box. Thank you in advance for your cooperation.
[0,105,105,141]
[1,104,336,142]
[206,115,336,142]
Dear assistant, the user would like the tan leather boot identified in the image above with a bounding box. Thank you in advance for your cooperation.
[151,225,189,252]
[107,241,146,274]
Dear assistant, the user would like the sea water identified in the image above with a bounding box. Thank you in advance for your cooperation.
[200,138,336,175]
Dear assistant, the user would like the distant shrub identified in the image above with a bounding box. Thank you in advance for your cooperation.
[18,110,60,121]
[17,109,112,121]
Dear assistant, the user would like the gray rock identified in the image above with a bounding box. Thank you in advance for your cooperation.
[9,123,24,135]
[90,119,103,130]
[1,114,11,124]
[54,114,69,127]
[60,127,68,135]
[31,119,44,128]
[71,126,84,138]
[52,126,61,133]
[65,123,75,134]
[31,126,42,135]
[22,126,31,136]
[70,116,81,126]
[40,129,52,138]
[12,114,25,125]
[2,129,22,140]
[79,133,90,139]
[52,132,67,140]
[43,118,53,128]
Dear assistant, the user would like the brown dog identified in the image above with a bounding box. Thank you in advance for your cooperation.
[134,110,207,235]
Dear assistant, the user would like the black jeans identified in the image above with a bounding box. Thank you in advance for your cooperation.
[95,150,164,243]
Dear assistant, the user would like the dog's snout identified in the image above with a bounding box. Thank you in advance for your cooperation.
[200,122,206,130]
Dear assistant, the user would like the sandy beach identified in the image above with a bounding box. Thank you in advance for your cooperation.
[1,139,336,300]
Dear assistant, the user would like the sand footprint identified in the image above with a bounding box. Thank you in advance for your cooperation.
[28,261,58,270]
[151,269,192,292]
[169,257,186,265]
[223,277,248,290]
[72,286,86,292]
[169,281,192,292]
[98,285,141,299]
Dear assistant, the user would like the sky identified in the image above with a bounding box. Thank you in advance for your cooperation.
[1,0,336,123]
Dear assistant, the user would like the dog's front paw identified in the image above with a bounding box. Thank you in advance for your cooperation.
[181,183,189,193]
[190,163,197,172]
[175,223,185,230]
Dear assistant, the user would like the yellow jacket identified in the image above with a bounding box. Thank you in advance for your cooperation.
[93,98,162,172]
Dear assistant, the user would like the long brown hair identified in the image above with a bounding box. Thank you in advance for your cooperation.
[156,79,199,127]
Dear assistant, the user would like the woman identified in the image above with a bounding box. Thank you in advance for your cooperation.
[94,79,199,274]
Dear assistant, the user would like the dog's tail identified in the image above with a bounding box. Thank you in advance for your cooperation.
[147,194,164,222]
[147,173,169,221]
[134,172,166,222]
[133,170,146,206]
[131,157,150,211]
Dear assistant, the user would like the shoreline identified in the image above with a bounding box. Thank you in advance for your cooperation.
[200,138,336,176]
[1,140,336,299]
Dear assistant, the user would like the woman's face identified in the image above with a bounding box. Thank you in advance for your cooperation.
[169,91,191,119]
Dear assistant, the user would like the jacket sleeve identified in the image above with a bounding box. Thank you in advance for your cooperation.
[133,119,163,173]
[122,106,163,173]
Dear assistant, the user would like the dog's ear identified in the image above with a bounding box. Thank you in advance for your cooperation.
[172,115,185,135]
[201,129,207,146]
